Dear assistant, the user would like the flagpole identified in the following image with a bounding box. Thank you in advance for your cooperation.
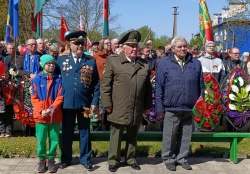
[40,8,43,38]
[14,38,17,65]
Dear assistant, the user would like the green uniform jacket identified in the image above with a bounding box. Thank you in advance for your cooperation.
[100,52,152,126]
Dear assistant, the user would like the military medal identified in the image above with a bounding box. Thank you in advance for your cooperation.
[80,65,93,88]
[62,55,71,76]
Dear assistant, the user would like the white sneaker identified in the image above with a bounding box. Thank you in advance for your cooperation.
[0,132,5,138]
[5,132,11,137]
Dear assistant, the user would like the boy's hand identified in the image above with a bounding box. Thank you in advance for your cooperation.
[41,110,47,117]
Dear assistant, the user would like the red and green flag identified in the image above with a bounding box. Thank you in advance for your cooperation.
[199,0,219,57]
[199,2,205,44]
[33,0,47,38]
[103,0,110,37]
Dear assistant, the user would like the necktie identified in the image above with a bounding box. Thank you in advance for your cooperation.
[75,57,79,66]
[178,59,183,70]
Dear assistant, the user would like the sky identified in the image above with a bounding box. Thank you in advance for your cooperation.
[110,0,229,42]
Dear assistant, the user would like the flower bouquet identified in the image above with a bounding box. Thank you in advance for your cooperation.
[192,73,223,131]
[221,67,250,131]
[13,76,35,127]
[143,70,164,125]
[83,107,101,131]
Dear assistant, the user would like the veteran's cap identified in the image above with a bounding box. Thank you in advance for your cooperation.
[91,41,99,46]
[65,30,87,42]
[119,30,141,45]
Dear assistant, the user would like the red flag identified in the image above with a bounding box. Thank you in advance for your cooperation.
[199,0,219,57]
[86,37,92,49]
[60,15,69,42]
[31,6,36,31]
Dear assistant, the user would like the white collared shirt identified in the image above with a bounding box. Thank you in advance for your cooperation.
[126,56,135,64]
[72,53,80,64]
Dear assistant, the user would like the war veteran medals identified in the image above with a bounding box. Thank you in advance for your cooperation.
[62,56,73,76]
[80,65,93,88]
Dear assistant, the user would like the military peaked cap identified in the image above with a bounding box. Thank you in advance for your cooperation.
[65,30,87,42]
[119,30,141,45]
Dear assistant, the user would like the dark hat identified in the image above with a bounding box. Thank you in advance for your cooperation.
[119,30,141,45]
[65,30,87,42]
[91,41,99,46]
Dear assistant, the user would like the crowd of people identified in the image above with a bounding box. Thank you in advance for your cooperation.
[0,30,249,173]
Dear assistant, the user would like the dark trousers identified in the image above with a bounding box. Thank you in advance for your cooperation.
[108,122,140,165]
[61,109,91,164]
[103,110,110,131]
[0,105,14,133]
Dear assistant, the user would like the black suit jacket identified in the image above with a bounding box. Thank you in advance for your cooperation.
[1,55,16,73]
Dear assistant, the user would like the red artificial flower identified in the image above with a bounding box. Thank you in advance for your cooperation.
[216,92,222,100]
[203,121,211,128]
[204,75,212,83]
[15,113,20,119]
[207,104,213,110]
[29,115,34,121]
[205,113,211,119]
[29,122,36,127]
[194,116,202,122]
[217,105,223,112]
[14,104,20,112]
[21,119,29,125]
[212,83,219,90]
[84,109,90,115]
[213,115,219,123]
[200,144,204,149]
[150,70,155,75]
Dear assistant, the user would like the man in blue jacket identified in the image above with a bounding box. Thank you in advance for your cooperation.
[57,31,100,170]
[155,36,204,171]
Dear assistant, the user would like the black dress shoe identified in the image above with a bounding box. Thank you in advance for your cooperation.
[127,163,141,170]
[178,162,192,170]
[109,165,119,172]
[59,163,70,169]
[82,163,93,169]
[165,162,176,171]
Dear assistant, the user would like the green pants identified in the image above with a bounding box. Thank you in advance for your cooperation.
[108,122,140,165]
[36,123,60,160]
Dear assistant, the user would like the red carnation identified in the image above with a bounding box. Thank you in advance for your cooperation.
[150,70,155,75]
[204,75,212,83]
[203,121,211,128]
[194,116,202,122]
[212,83,218,90]
[213,115,219,123]
[217,105,223,112]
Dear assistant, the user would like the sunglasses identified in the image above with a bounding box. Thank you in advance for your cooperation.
[72,41,85,46]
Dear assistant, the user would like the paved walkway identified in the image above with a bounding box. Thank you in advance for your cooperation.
[0,157,249,174]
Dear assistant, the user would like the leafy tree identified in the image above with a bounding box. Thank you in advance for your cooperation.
[0,0,34,43]
[153,35,171,50]
[43,0,120,40]
[189,36,203,48]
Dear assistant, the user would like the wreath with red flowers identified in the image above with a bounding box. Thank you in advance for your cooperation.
[192,73,223,131]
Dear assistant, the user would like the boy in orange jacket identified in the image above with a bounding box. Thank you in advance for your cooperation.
[31,54,63,173]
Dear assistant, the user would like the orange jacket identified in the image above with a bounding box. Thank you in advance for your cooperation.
[93,50,113,80]
[31,73,63,123]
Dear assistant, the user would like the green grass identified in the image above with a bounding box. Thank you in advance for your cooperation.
[0,136,250,158]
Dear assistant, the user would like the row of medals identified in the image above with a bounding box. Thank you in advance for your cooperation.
[80,65,93,89]
[62,59,93,89]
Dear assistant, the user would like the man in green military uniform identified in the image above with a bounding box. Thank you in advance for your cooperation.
[100,30,152,172]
